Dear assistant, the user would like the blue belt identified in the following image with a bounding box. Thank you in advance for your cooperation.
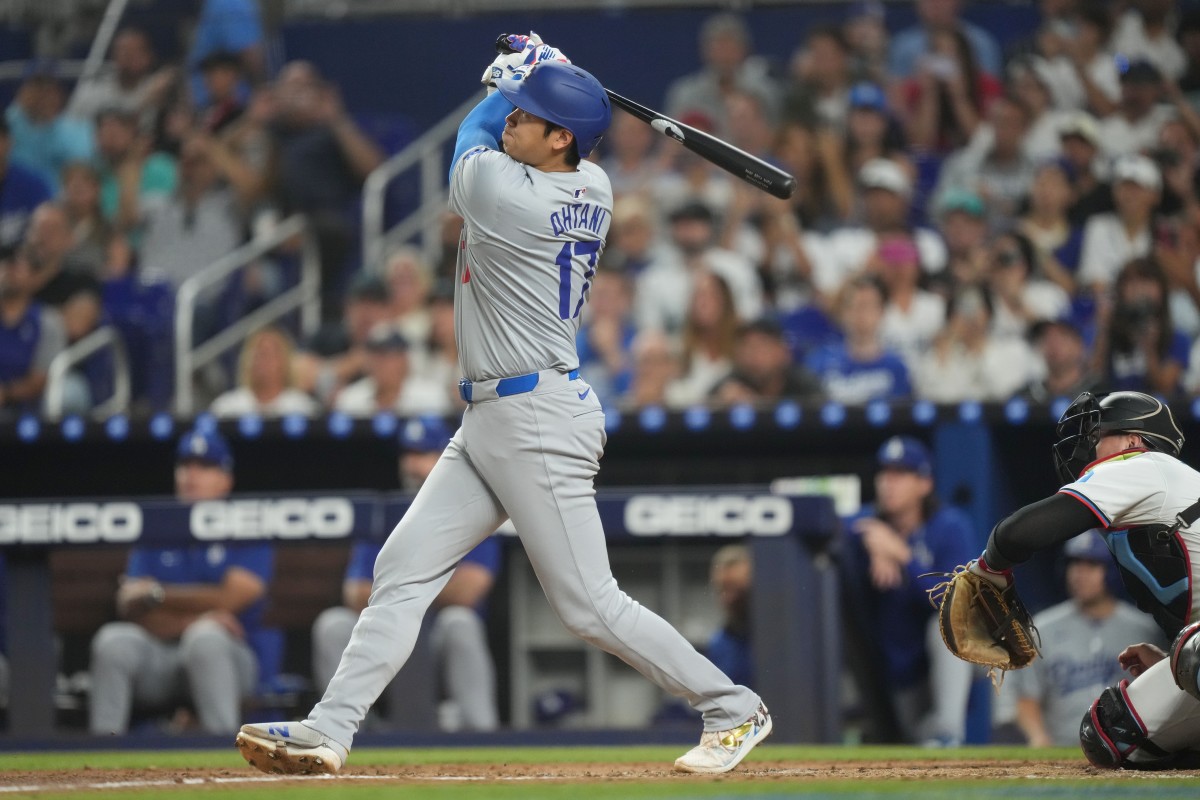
[459,368,580,403]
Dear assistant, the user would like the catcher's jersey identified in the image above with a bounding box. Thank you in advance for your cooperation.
[1059,450,1200,626]
[448,145,613,381]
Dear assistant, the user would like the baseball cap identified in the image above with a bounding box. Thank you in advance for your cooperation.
[176,428,234,472]
[1117,57,1162,85]
[399,415,453,453]
[1111,153,1161,192]
[345,272,391,304]
[1063,531,1110,563]
[877,236,920,266]
[1058,112,1100,147]
[877,436,932,477]
[198,50,243,73]
[859,158,912,198]
[1029,316,1083,343]
[364,323,409,352]
[848,82,887,113]
[935,188,985,219]
[668,201,716,224]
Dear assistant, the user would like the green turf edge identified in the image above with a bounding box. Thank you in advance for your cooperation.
[0,744,1085,771]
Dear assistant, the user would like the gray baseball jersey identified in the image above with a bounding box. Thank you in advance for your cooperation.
[1010,600,1164,746]
[449,145,612,380]
[306,143,760,754]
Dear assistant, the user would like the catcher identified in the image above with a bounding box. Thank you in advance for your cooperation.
[932,390,1200,769]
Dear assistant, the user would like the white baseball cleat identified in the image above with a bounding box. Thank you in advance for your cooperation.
[235,721,344,776]
[673,702,773,774]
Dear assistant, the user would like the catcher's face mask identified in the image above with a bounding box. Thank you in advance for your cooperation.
[1053,391,1101,484]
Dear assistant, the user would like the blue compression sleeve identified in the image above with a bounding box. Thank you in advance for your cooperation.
[450,91,514,182]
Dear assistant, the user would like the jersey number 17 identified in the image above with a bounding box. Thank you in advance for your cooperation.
[555,240,601,320]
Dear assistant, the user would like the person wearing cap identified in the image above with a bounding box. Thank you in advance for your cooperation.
[818,158,946,300]
[210,326,320,418]
[1024,318,1102,404]
[1111,0,1187,83]
[197,51,246,134]
[872,235,947,369]
[635,200,763,333]
[68,27,175,127]
[1007,532,1164,747]
[5,64,95,192]
[1098,58,1177,160]
[0,115,52,249]
[332,322,450,416]
[935,188,990,290]
[311,416,501,731]
[841,436,978,745]
[89,428,274,735]
[293,272,393,405]
[1078,153,1162,291]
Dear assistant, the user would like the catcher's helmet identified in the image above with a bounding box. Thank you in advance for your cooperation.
[1053,391,1185,484]
[498,60,611,157]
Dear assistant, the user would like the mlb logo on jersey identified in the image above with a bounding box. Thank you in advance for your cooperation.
[574,187,587,199]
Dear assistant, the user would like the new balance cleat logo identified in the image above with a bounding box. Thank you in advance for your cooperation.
[267,725,290,738]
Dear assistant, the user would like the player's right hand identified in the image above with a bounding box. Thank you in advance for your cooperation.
[481,31,570,94]
[1118,642,1167,677]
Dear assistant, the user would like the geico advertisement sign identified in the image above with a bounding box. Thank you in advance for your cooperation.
[0,503,143,544]
[624,495,792,536]
[190,498,354,540]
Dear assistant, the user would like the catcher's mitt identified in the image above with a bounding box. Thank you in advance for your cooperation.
[925,563,1041,685]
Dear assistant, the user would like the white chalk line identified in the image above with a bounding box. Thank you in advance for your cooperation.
[0,772,569,793]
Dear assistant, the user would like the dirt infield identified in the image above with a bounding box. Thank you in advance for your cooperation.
[2,758,1192,791]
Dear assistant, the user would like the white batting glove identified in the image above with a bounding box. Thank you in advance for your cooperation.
[481,31,570,94]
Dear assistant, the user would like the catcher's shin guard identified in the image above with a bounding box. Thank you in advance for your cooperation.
[1170,621,1200,702]
[1079,682,1172,769]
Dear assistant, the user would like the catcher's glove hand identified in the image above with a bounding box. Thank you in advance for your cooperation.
[925,560,1041,685]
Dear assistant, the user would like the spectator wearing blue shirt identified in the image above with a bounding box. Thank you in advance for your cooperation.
[311,416,501,731]
[706,544,753,688]
[89,429,274,735]
[806,276,911,404]
[5,66,94,193]
[887,0,1002,81]
[842,437,978,745]
[187,0,265,109]
[0,116,52,248]
[0,245,66,414]
[575,270,637,404]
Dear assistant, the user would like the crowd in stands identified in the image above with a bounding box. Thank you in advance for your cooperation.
[4,0,1200,420]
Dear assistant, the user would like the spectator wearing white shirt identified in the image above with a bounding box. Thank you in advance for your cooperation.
[635,201,762,333]
[1110,0,1187,83]
[1097,59,1176,160]
[1035,7,1120,116]
[68,27,174,127]
[1078,154,1160,291]
[334,323,450,417]
[818,159,946,298]
[874,235,946,369]
[913,285,1037,403]
[210,326,319,417]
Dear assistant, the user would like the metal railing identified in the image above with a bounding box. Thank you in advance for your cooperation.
[361,93,479,272]
[43,325,130,419]
[174,215,321,416]
[72,0,130,100]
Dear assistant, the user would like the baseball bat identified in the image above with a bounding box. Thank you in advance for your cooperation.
[603,90,796,200]
[493,34,796,200]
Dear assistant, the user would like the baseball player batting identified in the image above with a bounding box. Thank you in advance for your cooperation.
[236,35,771,775]
[957,391,1200,768]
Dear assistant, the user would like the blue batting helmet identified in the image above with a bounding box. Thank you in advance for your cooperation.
[498,60,612,157]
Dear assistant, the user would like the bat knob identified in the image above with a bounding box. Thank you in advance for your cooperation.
[496,33,521,54]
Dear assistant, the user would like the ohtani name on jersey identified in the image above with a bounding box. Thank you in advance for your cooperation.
[549,201,609,238]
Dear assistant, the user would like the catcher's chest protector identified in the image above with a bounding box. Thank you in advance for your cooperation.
[1111,524,1191,638]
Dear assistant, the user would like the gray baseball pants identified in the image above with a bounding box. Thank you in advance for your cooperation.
[308,378,759,752]
[89,618,257,734]
[312,604,498,731]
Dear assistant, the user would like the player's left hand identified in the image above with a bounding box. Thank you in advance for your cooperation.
[1118,642,1167,678]
[481,31,570,94]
